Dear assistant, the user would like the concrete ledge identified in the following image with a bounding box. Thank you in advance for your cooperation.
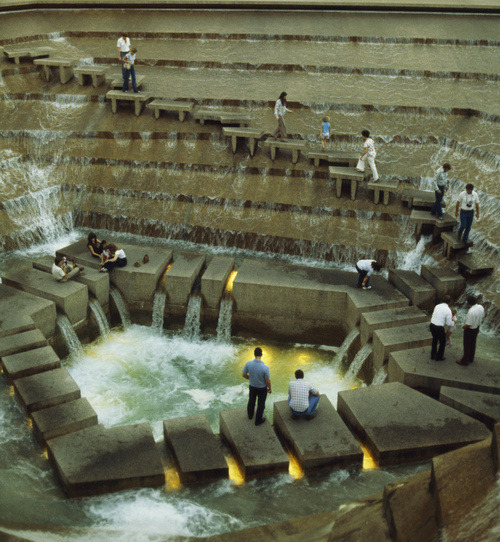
[2,266,88,324]
[1,345,60,381]
[201,256,234,309]
[306,151,358,168]
[360,305,427,344]
[0,329,47,358]
[273,395,362,471]
[13,367,81,413]
[47,423,165,497]
[388,269,436,310]
[457,254,495,278]
[439,386,500,430]
[164,252,206,306]
[440,232,467,259]
[219,408,288,479]
[328,166,365,199]
[420,265,466,300]
[163,414,228,484]
[31,397,98,445]
[106,89,150,116]
[262,139,307,163]
[147,99,193,121]
[0,314,35,339]
[367,179,399,205]
[337,382,490,465]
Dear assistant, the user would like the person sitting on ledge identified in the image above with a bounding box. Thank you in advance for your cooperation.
[288,369,320,420]
[52,256,84,283]
[356,259,382,290]
[100,243,127,273]
[87,232,106,261]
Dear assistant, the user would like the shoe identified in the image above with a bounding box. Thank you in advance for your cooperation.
[78,266,85,271]
[143,254,149,264]
[134,262,141,267]
[306,412,318,420]
[255,418,266,426]
[362,286,372,290]
[355,168,363,172]
[435,357,446,361]
[290,413,299,420]
[456,360,468,366]
[372,179,379,183]
[99,268,107,273]
[134,90,140,93]
[437,217,443,221]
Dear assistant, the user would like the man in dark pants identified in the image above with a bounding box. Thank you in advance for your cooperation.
[457,295,485,366]
[242,347,272,426]
[430,163,451,220]
[455,183,480,244]
[429,295,453,361]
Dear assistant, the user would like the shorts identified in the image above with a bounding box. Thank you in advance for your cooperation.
[321,133,329,139]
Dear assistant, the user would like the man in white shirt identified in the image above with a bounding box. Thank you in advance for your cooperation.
[116,32,131,79]
[288,369,320,420]
[430,163,451,220]
[356,129,379,181]
[455,183,480,244]
[356,259,382,290]
[52,256,83,283]
[457,295,485,366]
[429,295,453,361]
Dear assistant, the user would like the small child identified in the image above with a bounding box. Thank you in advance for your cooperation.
[446,308,458,346]
[321,116,330,151]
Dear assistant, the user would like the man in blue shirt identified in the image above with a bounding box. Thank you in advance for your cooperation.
[242,347,272,426]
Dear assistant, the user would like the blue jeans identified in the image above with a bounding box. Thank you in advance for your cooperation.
[431,185,445,218]
[457,210,474,243]
[104,257,127,272]
[123,65,138,93]
[288,394,320,417]
[120,51,129,79]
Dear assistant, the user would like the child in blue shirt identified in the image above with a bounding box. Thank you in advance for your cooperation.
[321,116,330,151]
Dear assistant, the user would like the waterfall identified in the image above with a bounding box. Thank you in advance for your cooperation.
[332,329,360,368]
[152,292,167,332]
[89,299,110,337]
[216,298,233,343]
[184,296,202,341]
[343,345,372,385]
[57,315,82,354]
[110,289,131,328]
[371,367,387,386]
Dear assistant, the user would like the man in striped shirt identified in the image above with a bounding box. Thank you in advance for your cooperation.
[288,369,320,420]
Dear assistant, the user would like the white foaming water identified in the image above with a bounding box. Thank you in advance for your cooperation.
[371,367,387,386]
[216,298,233,342]
[332,329,360,367]
[343,345,372,386]
[151,291,166,331]
[184,295,202,341]
[89,299,110,337]
[110,289,131,328]
[57,315,83,355]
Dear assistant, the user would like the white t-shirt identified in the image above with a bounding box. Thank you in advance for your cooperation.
[457,190,479,211]
[363,138,376,156]
[357,259,376,275]
[115,249,127,259]
[465,304,484,329]
[430,303,453,327]
[52,263,65,281]
[117,37,130,52]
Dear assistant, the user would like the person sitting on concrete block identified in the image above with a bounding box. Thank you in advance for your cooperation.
[52,256,84,283]
[288,369,320,420]
[100,243,127,273]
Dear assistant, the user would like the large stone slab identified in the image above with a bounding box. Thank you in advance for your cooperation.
[388,346,500,396]
[420,265,466,300]
[273,395,362,471]
[47,423,165,497]
[13,367,81,413]
[457,253,495,277]
[164,252,206,306]
[337,382,490,465]
[2,266,88,324]
[33,255,110,307]
[360,305,427,344]
[1,345,60,380]
[31,397,98,445]
[388,269,436,310]
[163,414,228,484]
[0,314,35,339]
[219,408,288,479]
[439,386,500,430]
[201,256,235,309]
[372,322,431,370]
[0,329,47,358]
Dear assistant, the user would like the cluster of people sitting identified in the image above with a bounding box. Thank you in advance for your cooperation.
[87,233,128,273]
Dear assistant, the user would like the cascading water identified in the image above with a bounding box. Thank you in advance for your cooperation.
[89,299,110,337]
[216,298,233,343]
[57,315,82,354]
[371,367,387,386]
[110,289,131,328]
[332,329,360,368]
[183,295,202,341]
[343,344,372,385]
[152,291,167,332]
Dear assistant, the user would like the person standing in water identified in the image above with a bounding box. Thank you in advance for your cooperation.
[271,91,293,142]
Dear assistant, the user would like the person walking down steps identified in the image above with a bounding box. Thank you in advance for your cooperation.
[356,130,379,181]
[271,91,293,142]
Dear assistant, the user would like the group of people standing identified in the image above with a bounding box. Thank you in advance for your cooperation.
[117,32,139,94]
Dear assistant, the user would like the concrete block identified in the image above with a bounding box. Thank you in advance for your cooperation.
[337,382,490,465]
[47,423,165,497]
[201,256,235,309]
[0,329,47,358]
[388,346,500,396]
[273,395,362,471]
[13,367,81,413]
[457,254,495,277]
[164,252,206,306]
[388,269,436,310]
[2,266,88,324]
[31,397,98,445]
[439,386,500,430]
[383,471,439,542]
[1,345,60,380]
[420,265,466,300]
[0,314,35,339]
[372,322,431,370]
[328,166,365,199]
[360,306,427,344]
[163,414,228,484]
[33,255,110,307]
[219,408,288,479]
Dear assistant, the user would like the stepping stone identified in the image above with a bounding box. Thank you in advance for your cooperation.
[31,397,98,445]
[367,179,399,205]
[439,386,500,430]
[306,150,358,168]
[337,382,490,465]
[457,254,495,278]
[0,314,35,339]
[193,108,250,126]
[262,139,307,164]
[401,189,433,209]
[328,166,365,200]
[163,414,228,484]
[0,329,47,358]
[3,45,54,64]
[106,89,150,117]
[2,266,88,325]
[388,269,436,310]
[273,395,362,471]
[33,57,77,84]
[1,345,60,380]
[372,322,431,370]
[47,423,164,497]
[360,305,427,344]
[13,367,81,413]
[164,252,206,306]
[74,65,107,87]
[440,232,467,259]
[420,265,465,300]
[107,74,146,90]
[222,127,265,156]
[201,256,235,309]
[219,408,288,479]
[410,210,456,236]
[388,346,500,396]
[147,99,193,122]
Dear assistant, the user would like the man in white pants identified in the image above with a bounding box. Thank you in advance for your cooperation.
[356,130,379,182]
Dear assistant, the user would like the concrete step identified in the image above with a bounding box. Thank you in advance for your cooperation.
[164,252,206,306]
[1,345,60,381]
[388,269,436,310]
[439,386,500,430]
[0,329,47,358]
[201,256,235,309]
[360,305,427,344]
[457,253,495,278]
[420,265,466,300]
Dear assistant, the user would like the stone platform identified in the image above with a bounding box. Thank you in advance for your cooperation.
[1,345,60,381]
[164,252,206,306]
[273,395,362,471]
[337,382,490,465]
[201,256,235,309]
[0,329,47,359]
[439,386,500,430]
[420,265,466,300]
[360,305,427,345]
[457,254,495,278]
[388,269,436,310]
